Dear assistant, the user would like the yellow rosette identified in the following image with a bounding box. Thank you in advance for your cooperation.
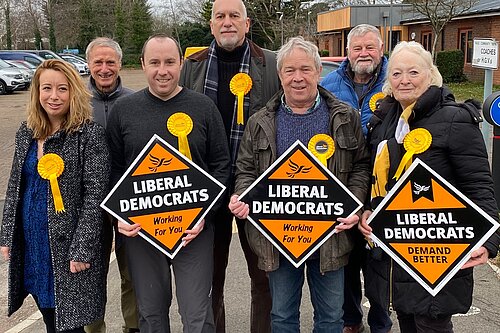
[38,153,65,213]
[167,112,193,160]
[394,128,432,180]
[229,73,252,125]
[308,134,335,166]
[369,92,386,112]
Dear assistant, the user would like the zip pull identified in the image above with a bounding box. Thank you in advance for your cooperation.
[389,258,394,312]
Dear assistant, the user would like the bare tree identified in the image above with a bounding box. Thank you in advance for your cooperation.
[407,0,478,59]
[0,0,13,49]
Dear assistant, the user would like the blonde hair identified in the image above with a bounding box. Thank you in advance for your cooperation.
[383,41,442,96]
[27,59,93,139]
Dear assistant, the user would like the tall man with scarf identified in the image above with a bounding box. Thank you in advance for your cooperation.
[180,0,280,332]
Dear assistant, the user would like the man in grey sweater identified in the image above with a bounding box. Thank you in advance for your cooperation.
[108,34,230,333]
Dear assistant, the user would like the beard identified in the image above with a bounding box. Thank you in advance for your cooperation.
[217,35,244,51]
[352,59,377,75]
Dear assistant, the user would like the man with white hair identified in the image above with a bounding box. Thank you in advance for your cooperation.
[321,24,392,333]
[85,37,139,333]
[229,36,370,333]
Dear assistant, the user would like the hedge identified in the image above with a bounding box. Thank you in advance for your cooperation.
[436,50,466,83]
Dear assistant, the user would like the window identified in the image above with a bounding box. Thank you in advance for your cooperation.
[388,30,401,51]
[422,31,432,52]
[459,29,473,63]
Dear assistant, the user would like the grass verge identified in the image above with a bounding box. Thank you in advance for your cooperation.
[446,82,500,102]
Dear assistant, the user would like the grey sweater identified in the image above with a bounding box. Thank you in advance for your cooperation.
[88,76,134,129]
[106,87,231,213]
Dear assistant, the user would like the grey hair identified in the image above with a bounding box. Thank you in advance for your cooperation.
[276,36,321,72]
[211,0,247,19]
[347,24,383,49]
[382,41,443,95]
[86,37,123,63]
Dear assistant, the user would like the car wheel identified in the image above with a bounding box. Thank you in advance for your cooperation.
[0,80,6,95]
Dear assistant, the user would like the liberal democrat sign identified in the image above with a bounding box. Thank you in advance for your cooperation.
[101,135,225,258]
[239,140,362,267]
[367,159,499,296]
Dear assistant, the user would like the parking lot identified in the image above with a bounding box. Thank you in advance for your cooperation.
[0,68,147,200]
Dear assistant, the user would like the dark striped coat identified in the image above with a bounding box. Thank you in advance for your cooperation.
[0,121,110,331]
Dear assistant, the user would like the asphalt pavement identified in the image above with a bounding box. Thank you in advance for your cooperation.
[1,199,499,332]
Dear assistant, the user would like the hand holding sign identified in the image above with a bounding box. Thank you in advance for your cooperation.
[229,194,249,219]
[358,210,373,238]
[335,214,360,232]
[461,246,488,269]
[117,220,141,237]
[182,219,205,246]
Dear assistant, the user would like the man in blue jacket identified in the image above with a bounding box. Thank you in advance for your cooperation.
[321,24,391,333]
[322,24,387,138]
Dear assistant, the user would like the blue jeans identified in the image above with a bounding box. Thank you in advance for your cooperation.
[268,255,344,333]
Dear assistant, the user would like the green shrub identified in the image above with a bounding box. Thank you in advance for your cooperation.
[436,50,467,83]
[122,53,141,67]
[319,49,329,57]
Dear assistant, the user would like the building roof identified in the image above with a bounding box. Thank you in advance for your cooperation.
[401,0,500,24]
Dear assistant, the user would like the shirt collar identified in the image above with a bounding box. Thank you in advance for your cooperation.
[281,91,321,114]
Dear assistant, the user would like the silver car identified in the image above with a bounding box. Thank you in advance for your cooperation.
[5,60,33,88]
[59,54,90,76]
[0,58,26,94]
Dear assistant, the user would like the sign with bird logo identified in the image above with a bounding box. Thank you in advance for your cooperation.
[238,140,362,267]
[367,158,499,296]
[101,134,226,258]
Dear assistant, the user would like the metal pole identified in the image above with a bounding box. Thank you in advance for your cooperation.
[389,0,393,53]
[281,14,284,45]
[482,69,494,157]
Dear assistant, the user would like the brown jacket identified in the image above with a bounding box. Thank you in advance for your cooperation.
[234,86,371,273]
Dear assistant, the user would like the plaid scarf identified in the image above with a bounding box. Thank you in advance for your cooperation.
[203,39,251,177]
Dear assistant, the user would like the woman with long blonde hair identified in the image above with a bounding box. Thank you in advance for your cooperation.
[1,59,110,332]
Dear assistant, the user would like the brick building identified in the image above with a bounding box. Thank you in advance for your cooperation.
[317,0,500,84]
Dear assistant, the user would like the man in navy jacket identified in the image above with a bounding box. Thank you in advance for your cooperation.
[321,24,391,333]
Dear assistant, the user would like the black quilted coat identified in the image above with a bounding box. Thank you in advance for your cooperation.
[365,86,500,318]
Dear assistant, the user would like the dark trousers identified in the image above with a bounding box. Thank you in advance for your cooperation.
[397,312,453,333]
[37,305,85,333]
[343,230,392,333]
[212,205,272,333]
[125,226,215,333]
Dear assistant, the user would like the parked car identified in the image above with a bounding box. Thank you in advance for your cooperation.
[5,59,37,70]
[5,60,34,87]
[0,51,45,67]
[0,60,26,95]
[4,49,80,72]
[320,56,346,63]
[59,54,90,75]
[320,60,340,80]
